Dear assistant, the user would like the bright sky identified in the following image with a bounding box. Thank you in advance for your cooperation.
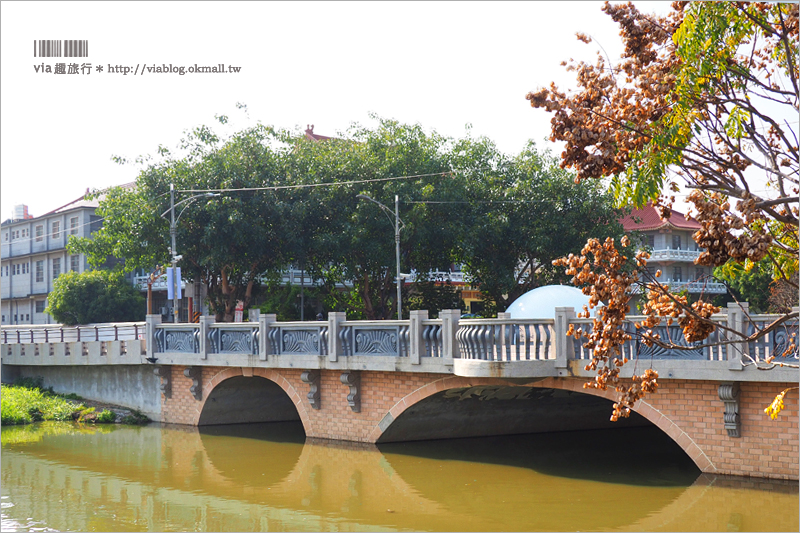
[1,1,674,221]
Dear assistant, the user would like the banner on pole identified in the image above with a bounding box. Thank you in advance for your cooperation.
[166,267,182,300]
[166,267,174,299]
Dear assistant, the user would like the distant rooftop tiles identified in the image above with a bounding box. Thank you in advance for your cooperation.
[620,203,701,232]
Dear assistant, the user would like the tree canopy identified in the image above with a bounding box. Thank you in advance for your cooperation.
[46,270,145,325]
[72,115,622,321]
[529,1,799,419]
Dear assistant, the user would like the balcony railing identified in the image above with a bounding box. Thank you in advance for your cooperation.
[632,280,728,294]
[650,248,702,262]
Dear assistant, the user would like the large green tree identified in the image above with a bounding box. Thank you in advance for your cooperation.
[456,141,626,313]
[71,122,296,321]
[72,114,622,322]
[46,270,145,325]
[286,117,464,320]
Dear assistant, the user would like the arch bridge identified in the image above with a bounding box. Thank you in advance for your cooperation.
[2,303,797,480]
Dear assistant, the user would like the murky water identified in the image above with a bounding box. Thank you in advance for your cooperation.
[1,421,797,532]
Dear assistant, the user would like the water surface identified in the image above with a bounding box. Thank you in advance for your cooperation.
[1,422,797,532]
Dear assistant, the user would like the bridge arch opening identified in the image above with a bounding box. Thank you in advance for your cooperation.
[198,375,302,427]
[376,385,650,443]
[374,380,708,473]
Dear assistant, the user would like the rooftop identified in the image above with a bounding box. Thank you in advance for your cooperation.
[304,124,334,142]
[620,203,701,232]
[2,182,135,226]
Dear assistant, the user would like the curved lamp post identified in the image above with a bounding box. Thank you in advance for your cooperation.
[160,183,220,323]
[356,194,405,320]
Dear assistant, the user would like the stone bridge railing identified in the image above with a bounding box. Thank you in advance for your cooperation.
[2,303,796,382]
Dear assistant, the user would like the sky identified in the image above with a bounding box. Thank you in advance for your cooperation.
[1,1,674,222]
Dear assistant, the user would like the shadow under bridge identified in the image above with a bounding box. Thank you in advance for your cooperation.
[198,376,302,427]
[377,383,650,443]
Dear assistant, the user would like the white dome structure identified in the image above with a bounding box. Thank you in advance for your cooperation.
[506,285,598,320]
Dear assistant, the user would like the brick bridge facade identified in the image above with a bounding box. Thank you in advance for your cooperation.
[160,365,798,480]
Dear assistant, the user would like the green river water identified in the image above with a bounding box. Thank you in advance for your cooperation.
[1,421,797,532]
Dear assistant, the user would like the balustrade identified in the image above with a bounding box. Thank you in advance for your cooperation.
[3,304,796,379]
[456,318,555,361]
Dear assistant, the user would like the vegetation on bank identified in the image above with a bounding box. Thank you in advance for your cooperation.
[0,378,148,426]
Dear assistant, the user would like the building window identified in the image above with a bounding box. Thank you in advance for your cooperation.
[22,262,29,274]
[695,268,704,280]
[1,315,4,323]
[35,300,46,313]
[70,216,79,235]
[25,314,30,322]
[13,264,20,275]
[70,255,80,272]
[36,260,44,282]
[35,225,43,242]
[52,257,61,279]
[52,221,61,239]
[672,234,681,250]
[646,235,655,248]
[3,232,7,241]
[673,267,682,282]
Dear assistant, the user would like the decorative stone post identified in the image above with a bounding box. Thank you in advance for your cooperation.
[409,310,428,365]
[328,312,346,362]
[440,309,460,363]
[727,302,749,371]
[555,307,576,369]
[259,313,276,361]
[145,314,162,359]
[199,315,214,360]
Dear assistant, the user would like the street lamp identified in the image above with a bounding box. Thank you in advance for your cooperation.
[356,193,405,320]
[160,183,220,323]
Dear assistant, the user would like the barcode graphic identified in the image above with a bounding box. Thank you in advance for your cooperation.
[34,40,88,58]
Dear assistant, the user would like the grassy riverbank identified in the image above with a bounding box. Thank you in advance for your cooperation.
[0,379,131,425]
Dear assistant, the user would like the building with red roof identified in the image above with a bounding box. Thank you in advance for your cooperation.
[621,204,726,304]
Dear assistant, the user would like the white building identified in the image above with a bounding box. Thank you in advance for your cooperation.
[1,192,103,325]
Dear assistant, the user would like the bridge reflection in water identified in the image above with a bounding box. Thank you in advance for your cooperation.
[1,422,797,532]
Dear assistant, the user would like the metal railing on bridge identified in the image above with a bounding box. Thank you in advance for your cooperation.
[2,322,144,345]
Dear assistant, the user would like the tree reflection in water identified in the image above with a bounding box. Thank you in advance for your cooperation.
[1,422,797,532]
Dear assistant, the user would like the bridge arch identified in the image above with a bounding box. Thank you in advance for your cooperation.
[369,376,715,473]
[195,368,311,432]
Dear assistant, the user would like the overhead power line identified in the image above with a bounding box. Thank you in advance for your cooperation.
[179,171,453,194]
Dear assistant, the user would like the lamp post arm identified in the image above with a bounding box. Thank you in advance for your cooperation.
[356,194,405,230]
[356,193,405,320]
[159,185,219,323]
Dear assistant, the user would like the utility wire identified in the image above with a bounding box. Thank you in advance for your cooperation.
[405,200,531,204]
[180,171,452,194]
[2,172,454,248]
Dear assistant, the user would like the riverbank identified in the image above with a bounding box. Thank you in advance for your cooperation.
[0,379,148,425]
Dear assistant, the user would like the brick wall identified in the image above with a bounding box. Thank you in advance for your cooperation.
[159,367,798,480]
